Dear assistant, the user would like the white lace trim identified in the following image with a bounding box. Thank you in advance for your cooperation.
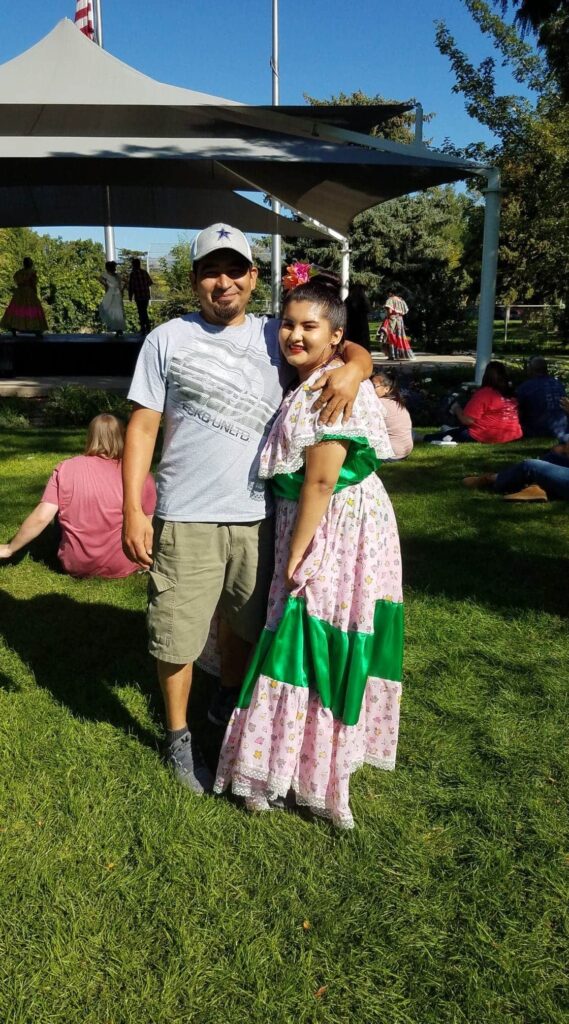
[214,750,396,829]
[260,429,394,479]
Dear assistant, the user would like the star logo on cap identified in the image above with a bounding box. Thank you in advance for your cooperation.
[217,228,231,240]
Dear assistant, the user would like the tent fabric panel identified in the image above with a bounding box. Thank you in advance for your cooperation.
[0,185,327,235]
[0,19,239,108]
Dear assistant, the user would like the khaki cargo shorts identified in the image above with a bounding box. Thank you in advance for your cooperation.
[147,518,274,664]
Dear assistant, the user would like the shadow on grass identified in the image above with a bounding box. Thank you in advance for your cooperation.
[403,533,568,617]
[0,590,160,748]
[0,588,224,770]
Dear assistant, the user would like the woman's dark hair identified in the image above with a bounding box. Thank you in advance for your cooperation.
[23,257,33,269]
[105,260,117,273]
[481,360,513,397]
[282,280,346,333]
[372,371,406,408]
[346,282,371,312]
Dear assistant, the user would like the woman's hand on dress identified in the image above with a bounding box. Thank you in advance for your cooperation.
[122,510,154,568]
[285,552,303,591]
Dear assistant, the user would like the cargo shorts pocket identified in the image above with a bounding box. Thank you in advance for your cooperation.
[147,570,176,650]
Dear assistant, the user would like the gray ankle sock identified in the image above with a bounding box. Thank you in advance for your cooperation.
[167,726,189,745]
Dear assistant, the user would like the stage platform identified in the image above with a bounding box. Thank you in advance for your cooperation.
[0,333,477,397]
[0,333,143,378]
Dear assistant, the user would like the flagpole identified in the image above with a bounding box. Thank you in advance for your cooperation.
[270,0,281,317]
[92,0,116,262]
[93,0,103,44]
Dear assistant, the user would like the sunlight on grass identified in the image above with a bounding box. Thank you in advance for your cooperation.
[0,426,567,1023]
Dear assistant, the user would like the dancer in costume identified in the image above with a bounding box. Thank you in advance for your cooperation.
[376,295,413,360]
[98,261,126,336]
[1,257,48,336]
[215,279,404,828]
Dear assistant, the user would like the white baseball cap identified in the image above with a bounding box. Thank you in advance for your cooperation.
[190,223,252,265]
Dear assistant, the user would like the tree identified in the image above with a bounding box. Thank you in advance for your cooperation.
[435,0,569,324]
[279,92,474,349]
[283,188,473,349]
[498,0,569,99]
[0,228,106,333]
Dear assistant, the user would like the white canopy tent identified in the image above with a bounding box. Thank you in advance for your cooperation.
[0,20,499,378]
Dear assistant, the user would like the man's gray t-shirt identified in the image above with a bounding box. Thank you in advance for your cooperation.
[128,313,293,522]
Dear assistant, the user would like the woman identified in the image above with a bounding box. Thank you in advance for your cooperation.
[0,415,156,578]
[99,261,126,336]
[1,257,48,336]
[376,296,413,360]
[427,361,522,445]
[214,280,403,828]
[372,372,414,460]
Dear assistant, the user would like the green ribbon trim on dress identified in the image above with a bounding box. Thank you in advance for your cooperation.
[271,435,381,501]
[237,596,404,726]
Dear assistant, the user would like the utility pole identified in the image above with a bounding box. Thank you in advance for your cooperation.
[93,0,117,263]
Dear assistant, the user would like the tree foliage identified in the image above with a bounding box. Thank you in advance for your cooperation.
[0,228,107,333]
[498,0,569,98]
[281,92,474,349]
[436,0,569,321]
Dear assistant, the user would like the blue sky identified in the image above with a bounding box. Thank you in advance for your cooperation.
[1,0,532,252]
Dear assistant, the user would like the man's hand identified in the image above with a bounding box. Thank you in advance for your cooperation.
[0,543,13,559]
[310,362,363,425]
[123,509,154,568]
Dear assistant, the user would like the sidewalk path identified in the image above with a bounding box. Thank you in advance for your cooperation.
[0,352,477,398]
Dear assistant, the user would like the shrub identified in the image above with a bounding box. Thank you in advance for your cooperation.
[0,397,31,428]
[43,386,131,426]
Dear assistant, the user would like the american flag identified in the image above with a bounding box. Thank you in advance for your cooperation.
[74,0,95,40]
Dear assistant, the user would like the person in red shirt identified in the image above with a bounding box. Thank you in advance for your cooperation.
[427,361,522,444]
[0,414,156,577]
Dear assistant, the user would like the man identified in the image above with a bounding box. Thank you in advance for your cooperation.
[464,440,569,501]
[516,356,568,440]
[128,257,153,336]
[122,224,372,794]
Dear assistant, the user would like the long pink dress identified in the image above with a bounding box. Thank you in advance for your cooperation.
[214,368,404,829]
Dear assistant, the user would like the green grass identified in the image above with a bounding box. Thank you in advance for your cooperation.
[1,426,568,1024]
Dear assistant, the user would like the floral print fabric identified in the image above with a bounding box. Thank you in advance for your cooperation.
[214,369,403,827]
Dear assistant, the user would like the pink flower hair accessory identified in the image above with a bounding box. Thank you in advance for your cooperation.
[282,262,316,291]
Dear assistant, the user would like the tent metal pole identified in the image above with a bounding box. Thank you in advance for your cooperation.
[270,0,281,317]
[340,238,350,300]
[93,0,117,263]
[475,167,501,384]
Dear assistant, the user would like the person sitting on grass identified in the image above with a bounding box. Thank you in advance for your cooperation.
[372,372,413,460]
[463,440,569,502]
[425,361,522,445]
[515,356,568,441]
[0,414,156,577]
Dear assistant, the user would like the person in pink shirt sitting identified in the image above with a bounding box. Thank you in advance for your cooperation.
[372,372,414,460]
[426,361,522,445]
[0,414,156,578]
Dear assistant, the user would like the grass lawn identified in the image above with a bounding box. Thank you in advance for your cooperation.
[0,426,568,1024]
